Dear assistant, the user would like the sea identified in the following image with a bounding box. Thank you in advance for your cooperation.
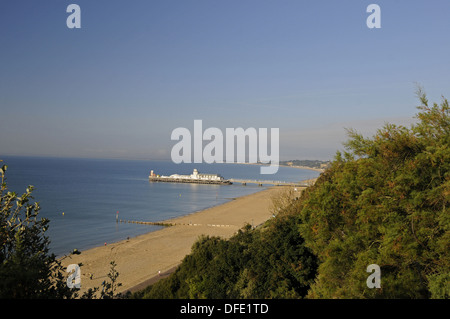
[0,156,320,257]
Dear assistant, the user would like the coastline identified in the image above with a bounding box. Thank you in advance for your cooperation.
[60,185,304,295]
[223,161,325,173]
[284,164,324,172]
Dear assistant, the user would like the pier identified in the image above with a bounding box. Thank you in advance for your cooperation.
[228,179,310,187]
[149,169,232,185]
[149,176,232,185]
[148,169,312,187]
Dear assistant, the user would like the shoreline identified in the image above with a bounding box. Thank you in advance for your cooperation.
[60,185,304,295]
[223,161,325,173]
[284,164,324,172]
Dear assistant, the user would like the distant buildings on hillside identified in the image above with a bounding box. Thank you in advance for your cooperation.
[280,160,330,170]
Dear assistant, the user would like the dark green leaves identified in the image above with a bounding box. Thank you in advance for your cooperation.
[297,92,450,298]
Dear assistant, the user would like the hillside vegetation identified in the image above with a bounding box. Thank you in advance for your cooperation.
[135,91,449,299]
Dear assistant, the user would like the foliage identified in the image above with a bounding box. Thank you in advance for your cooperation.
[0,163,124,299]
[0,163,75,298]
[297,91,449,298]
[80,260,125,299]
[137,215,317,299]
[101,261,123,298]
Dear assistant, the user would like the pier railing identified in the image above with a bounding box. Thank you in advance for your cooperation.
[149,176,232,185]
[228,179,310,187]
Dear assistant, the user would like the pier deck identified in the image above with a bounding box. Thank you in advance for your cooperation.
[228,179,309,187]
[149,177,232,185]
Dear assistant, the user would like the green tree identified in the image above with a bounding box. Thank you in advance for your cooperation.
[138,214,318,299]
[297,91,449,298]
[235,214,317,298]
[0,163,74,298]
[0,162,125,299]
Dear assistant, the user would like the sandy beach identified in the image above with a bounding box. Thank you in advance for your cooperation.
[60,185,303,295]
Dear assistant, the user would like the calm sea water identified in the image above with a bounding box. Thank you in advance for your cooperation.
[1,156,320,257]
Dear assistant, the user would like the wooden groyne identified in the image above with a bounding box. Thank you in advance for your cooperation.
[119,219,234,228]
[119,220,174,227]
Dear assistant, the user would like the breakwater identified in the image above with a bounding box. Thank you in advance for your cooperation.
[118,219,234,228]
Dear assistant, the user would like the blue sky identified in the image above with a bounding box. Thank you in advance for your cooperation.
[1,1,450,161]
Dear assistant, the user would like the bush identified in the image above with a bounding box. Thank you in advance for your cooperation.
[0,163,124,299]
[0,163,74,298]
[298,91,449,298]
[139,217,318,299]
